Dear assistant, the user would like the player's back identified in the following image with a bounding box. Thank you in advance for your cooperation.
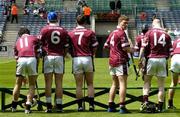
[15,34,38,57]
[135,33,145,51]
[40,25,69,56]
[68,26,96,56]
[172,38,180,55]
[147,28,172,58]
[104,28,130,66]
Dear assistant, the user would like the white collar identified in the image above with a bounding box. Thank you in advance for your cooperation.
[76,25,85,29]
[117,26,121,29]
[21,34,29,37]
[49,23,59,26]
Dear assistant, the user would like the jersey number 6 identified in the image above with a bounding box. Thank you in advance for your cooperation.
[51,31,60,44]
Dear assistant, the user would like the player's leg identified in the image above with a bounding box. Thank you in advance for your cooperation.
[108,75,118,112]
[168,54,180,108]
[73,57,86,111]
[116,64,130,113]
[43,56,54,112]
[44,73,53,112]
[83,56,95,111]
[118,74,130,114]
[74,73,84,111]
[54,56,64,112]
[12,75,24,112]
[25,75,37,114]
[85,72,94,111]
[54,73,63,112]
[168,72,178,109]
[142,75,152,103]
[12,57,25,112]
[25,57,38,114]
[142,58,154,103]
[118,75,127,106]
[156,58,168,112]
[157,77,165,112]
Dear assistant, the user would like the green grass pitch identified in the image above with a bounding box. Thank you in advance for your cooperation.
[0,58,180,117]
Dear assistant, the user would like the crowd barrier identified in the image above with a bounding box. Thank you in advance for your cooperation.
[0,87,179,112]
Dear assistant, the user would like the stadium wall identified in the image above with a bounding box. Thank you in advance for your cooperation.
[0,43,14,58]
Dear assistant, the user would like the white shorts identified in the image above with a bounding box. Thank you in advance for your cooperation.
[109,63,128,76]
[146,58,167,77]
[43,56,64,74]
[72,56,94,74]
[170,54,180,73]
[16,57,38,77]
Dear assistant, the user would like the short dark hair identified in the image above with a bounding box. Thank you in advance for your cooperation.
[18,27,30,37]
[142,24,149,34]
[76,15,86,25]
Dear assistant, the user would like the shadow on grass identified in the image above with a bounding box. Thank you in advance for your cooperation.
[1,109,180,114]
[130,109,180,114]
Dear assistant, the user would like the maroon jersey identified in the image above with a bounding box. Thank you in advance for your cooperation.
[134,33,144,51]
[144,28,172,58]
[172,38,180,55]
[104,27,130,67]
[68,26,98,57]
[40,25,69,56]
[14,34,39,57]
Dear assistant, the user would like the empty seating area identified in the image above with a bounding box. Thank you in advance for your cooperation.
[0,0,8,43]
[60,11,77,31]
[45,0,64,11]
[86,0,112,13]
[26,0,64,12]
[135,0,180,36]
[170,0,180,11]
[21,15,46,35]
[159,10,180,30]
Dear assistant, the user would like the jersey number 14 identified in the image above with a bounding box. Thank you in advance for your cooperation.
[153,33,166,47]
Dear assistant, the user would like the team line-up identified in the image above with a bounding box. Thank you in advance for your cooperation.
[11,11,180,114]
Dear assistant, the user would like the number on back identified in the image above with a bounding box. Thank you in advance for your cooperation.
[51,31,60,44]
[154,32,166,47]
[176,42,180,48]
[20,37,28,48]
[74,32,84,45]
[110,34,115,46]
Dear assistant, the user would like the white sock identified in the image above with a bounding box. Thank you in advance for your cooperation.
[26,101,32,105]
[46,97,51,103]
[56,98,62,104]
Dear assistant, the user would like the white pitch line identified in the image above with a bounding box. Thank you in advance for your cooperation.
[0,60,15,64]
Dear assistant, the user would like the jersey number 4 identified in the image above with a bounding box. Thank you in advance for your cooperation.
[110,34,115,46]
